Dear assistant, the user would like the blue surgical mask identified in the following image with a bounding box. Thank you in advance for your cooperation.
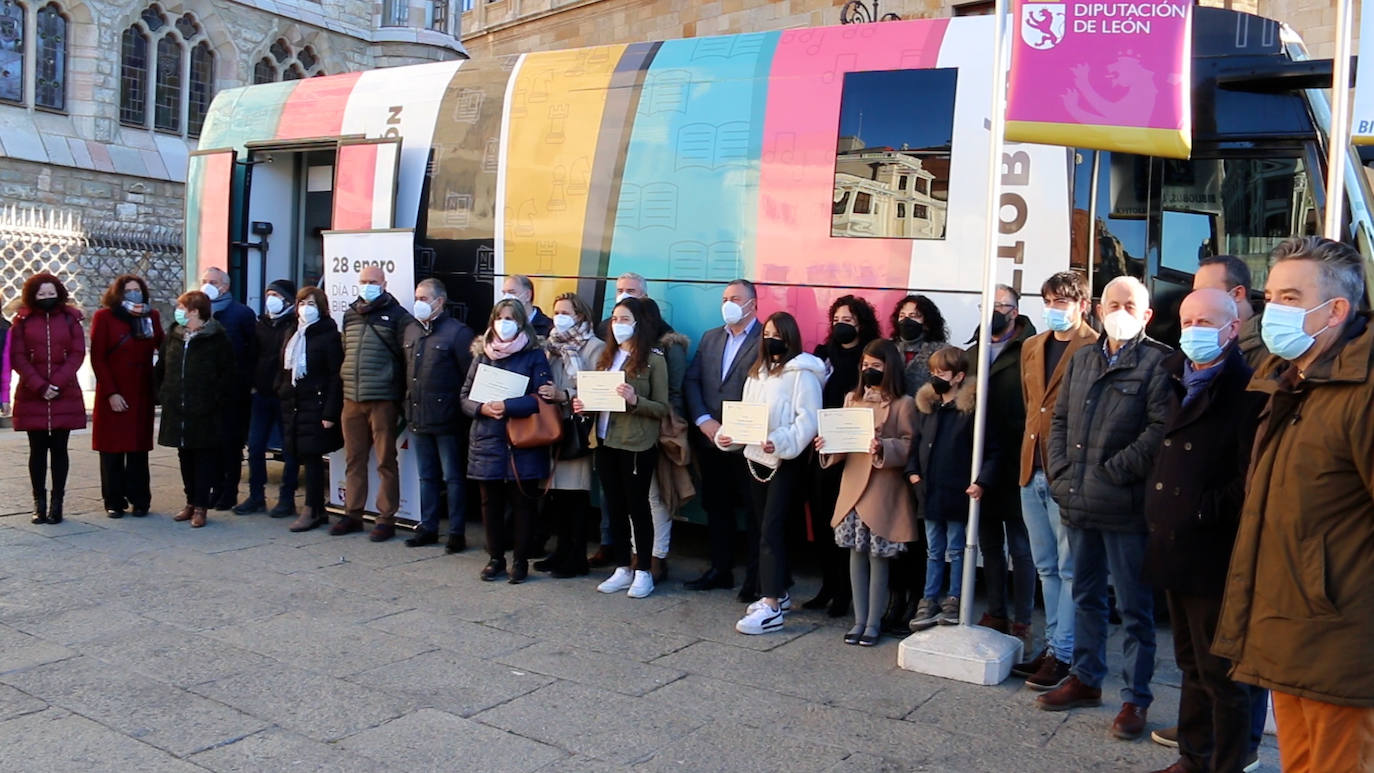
[125,289,144,305]
[612,322,636,344]
[359,284,383,303]
[1041,306,1075,333]
[298,304,320,325]
[174,308,189,327]
[1179,325,1226,365]
[411,300,433,321]
[1261,299,1333,361]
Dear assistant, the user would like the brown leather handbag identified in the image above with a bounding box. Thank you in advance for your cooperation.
[507,397,563,448]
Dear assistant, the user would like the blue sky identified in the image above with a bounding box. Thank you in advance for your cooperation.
[836,68,958,151]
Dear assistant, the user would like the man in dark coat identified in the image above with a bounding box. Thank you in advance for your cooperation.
[682,279,761,592]
[1039,276,1173,743]
[235,278,299,517]
[503,274,553,338]
[199,266,257,511]
[1144,289,1264,773]
[402,278,475,550]
[335,266,414,542]
[965,284,1037,649]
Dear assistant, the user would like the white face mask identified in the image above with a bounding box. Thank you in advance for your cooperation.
[615,291,633,304]
[200,282,220,301]
[1102,309,1145,342]
[494,318,519,341]
[298,304,320,325]
[265,295,285,316]
[721,300,747,326]
[612,322,636,344]
[552,313,576,332]
[412,300,433,321]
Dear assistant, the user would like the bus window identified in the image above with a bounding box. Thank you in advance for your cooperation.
[1072,151,1148,295]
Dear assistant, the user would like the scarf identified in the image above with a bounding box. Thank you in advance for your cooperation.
[117,300,155,339]
[283,319,313,385]
[484,331,528,361]
[547,321,593,371]
[210,293,233,315]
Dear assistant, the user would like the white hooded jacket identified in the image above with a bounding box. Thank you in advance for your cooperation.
[714,351,826,469]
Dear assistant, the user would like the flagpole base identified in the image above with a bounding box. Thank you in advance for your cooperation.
[897,625,1023,686]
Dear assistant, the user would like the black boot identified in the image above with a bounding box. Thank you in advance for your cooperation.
[882,588,909,634]
[31,490,47,525]
[47,491,64,524]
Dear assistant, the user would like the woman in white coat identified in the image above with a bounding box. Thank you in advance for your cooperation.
[716,311,825,635]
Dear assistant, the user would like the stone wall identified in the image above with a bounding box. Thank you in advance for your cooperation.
[0,158,184,232]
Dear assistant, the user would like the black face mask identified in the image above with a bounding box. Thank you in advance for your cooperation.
[861,367,884,387]
[36,297,60,312]
[989,310,1010,334]
[831,322,858,346]
[929,376,953,395]
[898,318,924,342]
[764,337,788,358]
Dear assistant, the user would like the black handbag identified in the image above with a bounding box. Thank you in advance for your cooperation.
[558,409,593,460]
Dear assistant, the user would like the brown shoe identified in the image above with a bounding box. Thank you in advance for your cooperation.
[977,612,1009,634]
[173,504,195,522]
[1010,621,1032,657]
[289,508,325,533]
[587,544,613,568]
[1035,675,1102,711]
[1111,702,1148,740]
[190,507,207,528]
[329,517,364,536]
[369,523,395,542]
[1026,654,1072,691]
[651,556,668,583]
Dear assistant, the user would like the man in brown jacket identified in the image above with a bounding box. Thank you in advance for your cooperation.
[1215,236,1374,772]
[1012,271,1098,690]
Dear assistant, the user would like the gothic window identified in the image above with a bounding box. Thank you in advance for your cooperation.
[253,56,274,85]
[187,40,212,137]
[153,33,180,131]
[282,62,303,80]
[0,0,24,104]
[270,37,289,63]
[297,45,315,71]
[34,3,64,110]
[118,25,148,124]
[254,41,324,83]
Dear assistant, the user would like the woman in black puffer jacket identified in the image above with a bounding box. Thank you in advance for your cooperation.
[277,286,344,532]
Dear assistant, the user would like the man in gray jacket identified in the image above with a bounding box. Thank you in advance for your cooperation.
[333,266,414,542]
[1038,276,1173,743]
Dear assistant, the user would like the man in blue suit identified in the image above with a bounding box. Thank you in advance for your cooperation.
[682,279,762,592]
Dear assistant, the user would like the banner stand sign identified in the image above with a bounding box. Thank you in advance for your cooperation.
[322,228,421,525]
[1006,0,1193,159]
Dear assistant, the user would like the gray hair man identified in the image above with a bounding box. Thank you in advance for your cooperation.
[502,274,552,337]
[196,265,257,512]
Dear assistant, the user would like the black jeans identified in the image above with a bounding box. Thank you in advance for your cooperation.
[211,397,250,505]
[300,455,326,515]
[1167,590,1252,773]
[748,455,806,599]
[549,488,591,571]
[178,448,219,508]
[99,451,151,511]
[480,480,538,562]
[980,495,1036,625]
[693,435,751,574]
[27,429,71,496]
[596,445,658,570]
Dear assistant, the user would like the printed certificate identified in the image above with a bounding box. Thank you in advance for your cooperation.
[468,363,530,404]
[818,407,875,454]
[721,401,769,446]
[577,370,626,412]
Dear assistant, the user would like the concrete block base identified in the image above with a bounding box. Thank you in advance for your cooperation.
[897,625,1024,686]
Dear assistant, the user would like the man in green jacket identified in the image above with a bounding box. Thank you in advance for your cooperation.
[333,266,414,542]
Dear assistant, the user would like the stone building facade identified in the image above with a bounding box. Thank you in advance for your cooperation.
[0,0,465,313]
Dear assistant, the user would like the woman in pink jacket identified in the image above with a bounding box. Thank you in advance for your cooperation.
[10,273,87,524]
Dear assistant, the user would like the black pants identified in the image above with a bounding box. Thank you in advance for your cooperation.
[211,397,250,505]
[596,445,658,570]
[301,455,326,515]
[808,458,851,599]
[27,430,71,496]
[748,455,806,599]
[979,493,1035,625]
[1167,590,1252,773]
[178,448,219,508]
[480,480,538,562]
[99,451,151,511]
[549,488,591,572]
[694,435,751,574]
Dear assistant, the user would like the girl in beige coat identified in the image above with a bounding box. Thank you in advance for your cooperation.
[816,339,917,646]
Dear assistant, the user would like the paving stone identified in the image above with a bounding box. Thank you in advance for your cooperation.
[78,620,278,688]
[3,600,153,646]
[55,527,162,559]
[642,590,819,651]
[484,605,698,662]
[473,680,705,764]
[640,720,851,771]
[639,674,816,729]
[346,649,554,718]
[191,662,412,742]
[0,656,269,756]
[905,683,1069,747]
[0,623,76,674]
[340,708,565,771]
[188,726,404,773]
[825,752,912,772]
[0,682,47,720]
[0,708,204,772]
[207,612,433,677]
[496,640,686,697]
[365,609,537,658]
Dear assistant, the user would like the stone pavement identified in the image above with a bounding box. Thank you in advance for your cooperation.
[0,430,1281,772]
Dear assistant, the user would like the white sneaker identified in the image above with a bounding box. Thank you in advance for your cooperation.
[735,602,785,635]
[746,593,791,614]
[597,567,633,593]
[627,570,654,599]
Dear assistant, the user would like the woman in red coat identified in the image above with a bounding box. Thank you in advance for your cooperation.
[10,273,87,524]
[91,274,163,519]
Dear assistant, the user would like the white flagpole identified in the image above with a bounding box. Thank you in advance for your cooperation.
[959,0,1010,629]
[1325,0,1356,239]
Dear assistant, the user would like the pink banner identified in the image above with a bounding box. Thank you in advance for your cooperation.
[1006,0,1191,158]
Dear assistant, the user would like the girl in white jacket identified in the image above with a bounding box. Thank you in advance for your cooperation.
[716,311,825,635]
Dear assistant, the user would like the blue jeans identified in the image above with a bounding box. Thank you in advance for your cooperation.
[1249,686,1269,752]
[1067,524,1155,707]
[1021,471,1074,663]
[248,393,296,502]
[923,519,966,600]
[411,431,466,536]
